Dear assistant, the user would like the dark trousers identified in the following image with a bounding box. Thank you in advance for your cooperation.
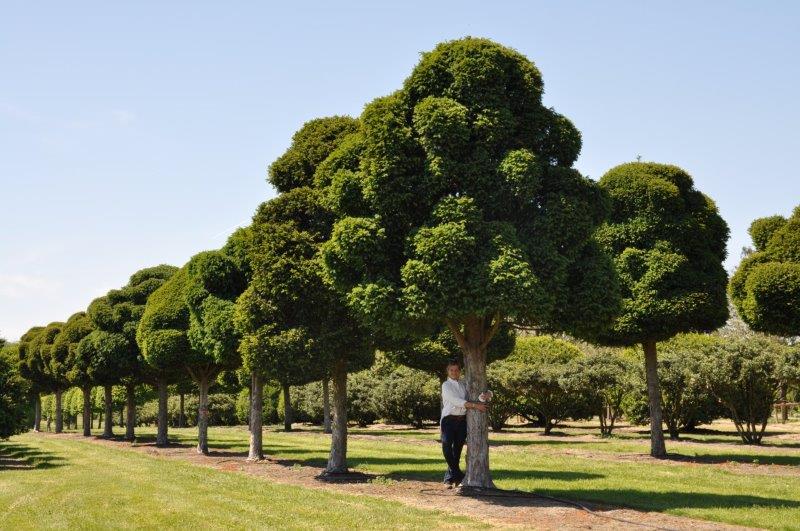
[441,415,467,484]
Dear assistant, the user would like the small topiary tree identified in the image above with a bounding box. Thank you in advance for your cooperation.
[29,322,67,432]
[593,162,729,457]
[730,205,800,336]
[56,312,96,436]
[18,326,46,431]
[0,342,30,439]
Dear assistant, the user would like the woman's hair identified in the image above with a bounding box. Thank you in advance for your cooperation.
[446,358,461,369]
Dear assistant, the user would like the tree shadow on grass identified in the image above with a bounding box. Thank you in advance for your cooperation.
[666,452,800,467]
[0,442,66,470]
[540,488,800,513]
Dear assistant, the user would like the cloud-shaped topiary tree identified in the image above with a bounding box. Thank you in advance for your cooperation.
[592,162,729,457]
[730,205,800,336]
[55,312,96,436]
[321,38,619,487]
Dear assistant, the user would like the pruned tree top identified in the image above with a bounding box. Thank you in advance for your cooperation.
[593,162,730,346]
[730,204,800,336]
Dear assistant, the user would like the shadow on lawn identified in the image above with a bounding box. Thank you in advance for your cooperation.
[542,488,800,512]
[0,441,66,470]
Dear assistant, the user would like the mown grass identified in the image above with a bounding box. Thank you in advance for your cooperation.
[125,420,800,530]
[0,433,480,530]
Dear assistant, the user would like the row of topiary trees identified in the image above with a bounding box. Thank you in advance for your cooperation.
[7,37,800,488]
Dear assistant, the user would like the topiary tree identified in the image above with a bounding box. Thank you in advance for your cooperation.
[137,266,193,446]
[184,232,248,455]
[375,365,440,428]
[1,342,30,439]
[238,116,373,467]
[29,322,69,432]
[17,326,46,431]
[321,37,618,488]
[592,162,729,457]
[730,205,800,337]
[55,312,96,436]
[82,265,178,439]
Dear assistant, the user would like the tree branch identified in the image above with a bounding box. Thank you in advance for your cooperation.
[479,312,503,350]
[446,319,468,351]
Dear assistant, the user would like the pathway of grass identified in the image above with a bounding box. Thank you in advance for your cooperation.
[0,433,479,530]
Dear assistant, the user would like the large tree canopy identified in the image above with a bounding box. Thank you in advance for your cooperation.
[28,322,67,432]
[730,205,800,336]
[593,161,729,457]
[321,38,617,487]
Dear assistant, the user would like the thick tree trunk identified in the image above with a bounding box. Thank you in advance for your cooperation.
[33,394,41,432]
[326,360,348,473]
[97,411,102,429]
[156,379,169,446]
[179,393,185,428]
[322,378,332,434]
[82,387,92,436]
[643,341,667,458]
[103,385,114,438]
[282,383,293,432]
[197,377,210,455]
[456,316,495,489]
[125,384,136,441]
[54,389,63,433]
[247,382,253,433]
[248,374,264,460]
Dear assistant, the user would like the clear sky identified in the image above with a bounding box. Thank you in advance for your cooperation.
[2,1,798,341]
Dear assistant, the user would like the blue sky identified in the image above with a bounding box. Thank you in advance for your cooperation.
[2,1,798,341]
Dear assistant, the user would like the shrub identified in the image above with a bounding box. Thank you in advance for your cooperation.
[375,366,439,428]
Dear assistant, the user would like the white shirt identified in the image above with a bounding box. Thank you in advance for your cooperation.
[441,378,468,419]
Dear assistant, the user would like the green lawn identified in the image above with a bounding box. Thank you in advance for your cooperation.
[4,421,800,529]
[0,433,478,530]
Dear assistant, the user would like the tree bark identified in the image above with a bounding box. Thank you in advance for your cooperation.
[156,379,169,446]
[103,385,114,438]
[125,384,136,440]
[248,374,264,460]
[197,377,210,455]
[322,378,332,434]
[33,394,41,432]
[54,389,64,433]
[326,360,348,473]
[247,382,253,433]
[282,382,293,432]
[179,393,185,428]
[82,387,92,436]
[643,340,667,458]
[97,411,102,429]
[451,316,496,489]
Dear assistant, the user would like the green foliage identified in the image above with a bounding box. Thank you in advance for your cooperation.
[594,162,730,345]
[28,322,67,392]
[0,343,30,439]
[56,312,95,390]
[730,205,800,336]
[83,265,178,386]
[136,266,192,379]
[493,336,591,434]
[699,336,783,444]
[235,384,280,425]
[560,347,636,436]
[269,116,360,193]
[374,366,440,428]
[322,37,619,349]
[17,326,48,392]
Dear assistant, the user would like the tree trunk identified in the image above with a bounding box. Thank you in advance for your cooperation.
[54,389,63,433]
[326,360,348,473]
[457,317,494,489]
[33,394,41,432]
[179,393,185,428]
[282,383,293,432]
[156,379,169,446]
[197,377,210,455]
[103,385,114,438]
[322,378,332,434]
[248,382,253,433]
[97,411,102,429]
[248,374,264,460]
[82,387,92,436]
[643,341,667,458]
[125,384,136,440]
